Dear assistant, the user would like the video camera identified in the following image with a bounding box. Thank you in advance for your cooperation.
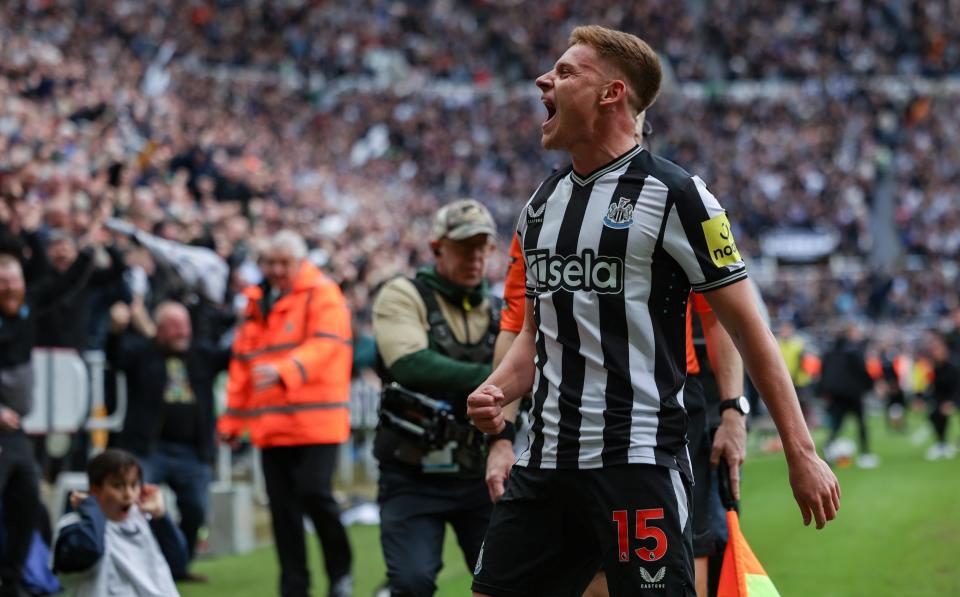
[378,382,479,451]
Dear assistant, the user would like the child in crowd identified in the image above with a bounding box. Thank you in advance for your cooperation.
[52,449,187,596]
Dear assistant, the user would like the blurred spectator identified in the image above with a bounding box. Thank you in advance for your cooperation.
[105,300,229,578]
[0,253,39,597]
[925,332,958,461]
[27,224,127,480]
[820,323,878,468]
[218,231,354,597]
[0,236,99,595]
[104,219,234,345]
[778,321,814,416]
[30,227,127,351]
[52,449,186,597]
[873,336,909,431]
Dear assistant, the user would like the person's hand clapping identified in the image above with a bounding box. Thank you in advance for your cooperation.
[139,484,166,518]
[0,406,21,432]
[69,490,89,511]
[109,302,131,333]
[16,200,42,233]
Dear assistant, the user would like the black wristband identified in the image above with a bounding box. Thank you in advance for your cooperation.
[719,395,750,416]
[489,420,516,444]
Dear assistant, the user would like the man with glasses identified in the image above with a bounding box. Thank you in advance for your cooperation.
[219,230,354,597]
[372,199,504,597]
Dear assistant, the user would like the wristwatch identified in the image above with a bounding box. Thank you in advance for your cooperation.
[719,395,750,416]
[489,420,516,444]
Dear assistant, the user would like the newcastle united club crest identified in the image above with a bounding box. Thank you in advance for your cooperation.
[602,197,635,229]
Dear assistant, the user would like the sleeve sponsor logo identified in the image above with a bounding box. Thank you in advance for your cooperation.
[524,248,624,294]
[700,213,741,268]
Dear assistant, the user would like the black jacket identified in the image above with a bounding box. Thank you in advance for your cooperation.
[1,249,94,416]
[819,338,873,400]
[32,246,127,351]
[932,359,959,404]
[106,331,230,462]
[0,249,94,368]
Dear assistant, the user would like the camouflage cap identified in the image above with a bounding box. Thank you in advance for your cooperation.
[431,199,497,242]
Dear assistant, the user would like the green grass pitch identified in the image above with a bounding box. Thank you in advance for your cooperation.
[181,416,960,597]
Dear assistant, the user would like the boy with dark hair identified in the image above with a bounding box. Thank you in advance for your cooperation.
[53,449,187,597]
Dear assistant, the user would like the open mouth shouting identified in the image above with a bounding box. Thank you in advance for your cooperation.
[542,97,557,128]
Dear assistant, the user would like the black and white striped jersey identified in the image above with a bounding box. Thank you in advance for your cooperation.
[516,145,747,479]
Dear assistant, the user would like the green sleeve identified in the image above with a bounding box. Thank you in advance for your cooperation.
[389,349,491,396]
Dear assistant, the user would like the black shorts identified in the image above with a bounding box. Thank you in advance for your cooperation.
[472,464,695,597]
[685,374,715,557]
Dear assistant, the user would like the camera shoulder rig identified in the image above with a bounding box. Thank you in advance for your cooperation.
[378,382,479,451]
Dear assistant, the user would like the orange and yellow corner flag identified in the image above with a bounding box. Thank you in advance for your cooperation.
[717,510,781,597]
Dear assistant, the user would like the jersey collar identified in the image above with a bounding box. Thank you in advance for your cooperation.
[570,145,643,187]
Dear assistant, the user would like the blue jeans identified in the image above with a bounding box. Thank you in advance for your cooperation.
[139,442,212,565]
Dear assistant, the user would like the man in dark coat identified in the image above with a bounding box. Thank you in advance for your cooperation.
[821,323,877,467]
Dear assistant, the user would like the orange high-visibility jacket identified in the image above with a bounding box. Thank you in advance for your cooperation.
[218,261,353,447]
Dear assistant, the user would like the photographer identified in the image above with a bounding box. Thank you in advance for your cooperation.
[372,200,503,597]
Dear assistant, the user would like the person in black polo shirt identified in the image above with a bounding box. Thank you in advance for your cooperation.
[106,300,229,581]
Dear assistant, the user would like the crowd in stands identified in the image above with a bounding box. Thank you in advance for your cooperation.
[7,1,960,330]
[648,90,889,258]
[1,0,959,328]
[895,96,960,258]
[2,1,960,593]
[704,0,960,79]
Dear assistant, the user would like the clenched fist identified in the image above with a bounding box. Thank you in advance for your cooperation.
[467,384,506,434]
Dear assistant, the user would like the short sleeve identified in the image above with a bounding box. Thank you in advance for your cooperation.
[661,176,747,293]
[500,234,527,333]
[371,278,430,368]
[515,190,540,299]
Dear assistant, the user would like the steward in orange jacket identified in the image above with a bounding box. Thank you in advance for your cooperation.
[218,231,354,596]
[218,256,352,447]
